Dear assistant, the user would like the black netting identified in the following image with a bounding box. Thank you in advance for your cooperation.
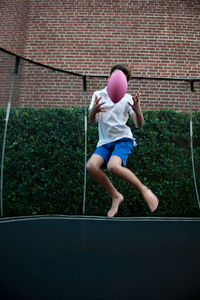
[0,48,199,217]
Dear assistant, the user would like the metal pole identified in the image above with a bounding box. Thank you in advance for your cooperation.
[0,56,20,217]
[82,75,87,214]
[189,81,200,209]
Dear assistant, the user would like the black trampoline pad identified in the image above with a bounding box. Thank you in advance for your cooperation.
[0,216,200,300]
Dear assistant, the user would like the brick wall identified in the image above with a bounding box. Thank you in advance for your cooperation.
[0,0,200,111]
[0,0,29,55]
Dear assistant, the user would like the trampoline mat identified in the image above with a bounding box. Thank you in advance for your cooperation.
[0,216,200,300]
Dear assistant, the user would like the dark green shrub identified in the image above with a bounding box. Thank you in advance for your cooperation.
[0,108,199,217]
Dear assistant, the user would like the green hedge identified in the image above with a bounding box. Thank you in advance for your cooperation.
[0,107,200,217]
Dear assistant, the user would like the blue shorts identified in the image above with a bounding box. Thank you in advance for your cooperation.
[94,138,134,167]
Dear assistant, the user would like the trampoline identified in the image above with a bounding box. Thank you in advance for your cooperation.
[0,47,200,300]
[1,216,200,300]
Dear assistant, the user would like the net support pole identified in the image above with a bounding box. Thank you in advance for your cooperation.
[82,74,87,214]
[0,56,20,217]
[189,81,200,209]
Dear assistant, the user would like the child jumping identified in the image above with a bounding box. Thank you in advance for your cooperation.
[86,64,159,218]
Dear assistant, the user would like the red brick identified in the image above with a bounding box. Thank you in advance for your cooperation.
[0,0,200,110]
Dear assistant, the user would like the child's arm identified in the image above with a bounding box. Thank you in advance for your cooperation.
[89,95,105,123]
[128,92,144,128]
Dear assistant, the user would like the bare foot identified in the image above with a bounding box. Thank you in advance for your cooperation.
[142,188,159,212]
[107,193,124,218]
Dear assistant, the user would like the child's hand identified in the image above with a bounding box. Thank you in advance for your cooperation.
[128,92,141,111]
[89,96,106,123]
[92,96,106,114]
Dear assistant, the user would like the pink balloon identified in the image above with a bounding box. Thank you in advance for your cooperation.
[107,70,128,103]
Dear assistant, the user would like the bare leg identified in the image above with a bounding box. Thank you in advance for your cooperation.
[86,154,124,217]
[107,156,159,213]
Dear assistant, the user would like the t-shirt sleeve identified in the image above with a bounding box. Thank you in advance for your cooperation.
[127,95,134,115]
[89,92,96,111]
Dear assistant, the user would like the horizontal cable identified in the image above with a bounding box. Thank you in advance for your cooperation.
[1,47,200,82]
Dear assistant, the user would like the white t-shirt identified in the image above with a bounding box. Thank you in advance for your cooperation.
[89,87,137,147]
